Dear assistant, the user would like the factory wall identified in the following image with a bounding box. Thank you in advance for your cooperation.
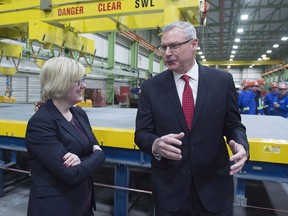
[1,32,263,104]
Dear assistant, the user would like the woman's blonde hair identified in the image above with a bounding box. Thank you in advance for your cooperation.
[40,57,85,101]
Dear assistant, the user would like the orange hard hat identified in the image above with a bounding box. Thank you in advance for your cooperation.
[243,82,249,89]
[270,82,279,88]
[257,78,265,85]
[248,80,258,87]
[278,83,287,90]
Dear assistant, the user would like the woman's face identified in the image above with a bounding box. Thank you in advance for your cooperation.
[66,78,86,105]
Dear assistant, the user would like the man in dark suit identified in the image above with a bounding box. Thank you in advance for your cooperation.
[134,21,249,216]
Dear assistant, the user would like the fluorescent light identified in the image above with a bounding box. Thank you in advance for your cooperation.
[235,38,240,42]
[197,47,201,50]
[233,45,238,49]
[203,59,206,62]
[200,55,205,59]
[273,44,279,48]
[261,54,266,58]
[198,51,203,55]
[227,66,231,69]
[258,58,262,61]
[237,28,244,33]
[241,15,248,20]
[281,36,288,41]
[249,65,253,68]
[229,59,233,61]
[230,55,235,58]
[266,50,272,54]
[231,50,236,54]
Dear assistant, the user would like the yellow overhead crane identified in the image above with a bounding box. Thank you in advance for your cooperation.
[0,0,200,50]
[0,0,200,31]
[0,0,201,103]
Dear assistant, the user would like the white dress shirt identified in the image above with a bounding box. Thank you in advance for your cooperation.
[173,61,199,106]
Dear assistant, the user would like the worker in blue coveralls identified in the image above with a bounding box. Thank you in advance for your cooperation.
[264,82,279,115]
[272,83,288,118]
[251,80,264,115]
[238,80,256,114]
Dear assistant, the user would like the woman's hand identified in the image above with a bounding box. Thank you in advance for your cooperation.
[63,152,81,167]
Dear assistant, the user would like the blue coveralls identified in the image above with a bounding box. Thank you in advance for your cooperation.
[238,90,256,114]
[254,90,264,115]
[264,92,279,115]
[272,94,288,118]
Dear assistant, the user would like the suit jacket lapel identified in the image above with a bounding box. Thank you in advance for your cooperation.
[192,64,209,129]
[46,100,85,145]
[71,108,93,144]
[164,70,189,133]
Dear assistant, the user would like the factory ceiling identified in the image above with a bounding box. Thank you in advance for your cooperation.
[0,0,287,68]
[196,0,288,67]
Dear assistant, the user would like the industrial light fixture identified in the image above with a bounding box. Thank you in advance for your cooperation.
[200,55,205,59]
[266,50,272,54]
[235,38,240,42]
[233,45,238,49]
[230,55,235,58]
[273,44,279,48]
[237,28,244,33]
[198,51,203,55]
[231,50,236,54]
[229,58,233,61]
[249,65,253,68]
[241,14,248,20]
[227,65,231,69]
[257,58,262,61]
[281,36,288,41]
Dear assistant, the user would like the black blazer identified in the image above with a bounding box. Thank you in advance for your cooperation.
[135,63,249,213]
[25,100,105,216]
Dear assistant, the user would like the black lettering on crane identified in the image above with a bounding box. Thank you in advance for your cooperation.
[135,0,155,8]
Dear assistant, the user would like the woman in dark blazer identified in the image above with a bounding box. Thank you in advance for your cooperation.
[25,57,105,216]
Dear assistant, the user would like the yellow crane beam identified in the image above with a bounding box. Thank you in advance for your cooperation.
[29,21,96,56]
[0,0,200,57]
[0,0,200,30]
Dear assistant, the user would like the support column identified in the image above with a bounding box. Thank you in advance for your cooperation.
[114,164,129,216]
[106,75,114,105]
[148,51,154,77]
[130,41,139,70]
[108,32,116,69]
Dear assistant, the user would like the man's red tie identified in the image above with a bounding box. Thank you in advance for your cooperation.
[181,75,194,130]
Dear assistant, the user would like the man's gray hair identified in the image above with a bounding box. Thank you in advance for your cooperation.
[162,21,197,40]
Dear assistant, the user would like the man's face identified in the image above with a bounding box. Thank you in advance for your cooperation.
[161,27,198,74]
[271,87,278,93]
